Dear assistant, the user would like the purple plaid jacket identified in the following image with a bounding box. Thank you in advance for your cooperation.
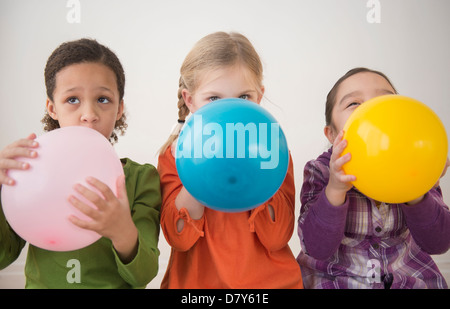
[297,148,450,289]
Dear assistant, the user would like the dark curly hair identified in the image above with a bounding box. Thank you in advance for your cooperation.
[42,38,127,143]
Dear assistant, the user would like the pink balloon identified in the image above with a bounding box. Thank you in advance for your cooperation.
[1,126,124,251]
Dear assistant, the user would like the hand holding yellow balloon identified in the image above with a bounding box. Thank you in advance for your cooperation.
[341,95,448,204]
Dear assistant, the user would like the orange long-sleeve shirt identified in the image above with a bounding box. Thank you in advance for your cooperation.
[158,147,302,289]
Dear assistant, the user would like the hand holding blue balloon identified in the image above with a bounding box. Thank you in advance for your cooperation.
[175,98,289,212]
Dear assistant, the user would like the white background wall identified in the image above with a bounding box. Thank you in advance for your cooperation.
[0,0,449,288]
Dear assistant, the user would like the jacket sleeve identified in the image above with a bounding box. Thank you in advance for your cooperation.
[250,154,297,252]
[114,163,161,287]
[297,158,349,260]
[158,148,205,252]
[0,193,26,270]
[401,186,450,254]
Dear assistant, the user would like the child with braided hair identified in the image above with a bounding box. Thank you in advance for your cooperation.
[158,31,302,289]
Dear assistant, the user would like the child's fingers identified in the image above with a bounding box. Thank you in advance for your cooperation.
[25,133,37,141]
[330,130,347,155]
[72,182,108,211]
[331,139,348,165]
[0,173,15,186]
[0,157,31,170]
[9,137,39,150]
[0,151,36,186]
[332,130,345,147]
[0,133,39,187]
[115,174,127,201]
[68,194,100,220]
[335,139,348,156]
[339,173,356,183]
[85,177,117,202]
[0,133,38,157]
[329,133,356,185]
[333,152,351,170]
[68,214,95,231]
[1,146,38,162]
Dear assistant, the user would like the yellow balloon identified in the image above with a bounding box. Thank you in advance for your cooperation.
[342,95,448,203]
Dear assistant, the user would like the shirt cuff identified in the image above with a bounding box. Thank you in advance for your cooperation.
[400,192,439,228]
[311,189,349,227]
[177,207,205,237]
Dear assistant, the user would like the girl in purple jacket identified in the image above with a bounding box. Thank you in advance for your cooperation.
[297,67,450,289]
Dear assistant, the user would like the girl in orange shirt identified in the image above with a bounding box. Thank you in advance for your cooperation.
[158,31,302,289]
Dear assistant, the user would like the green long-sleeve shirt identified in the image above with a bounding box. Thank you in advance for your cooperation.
[0,158,161,288]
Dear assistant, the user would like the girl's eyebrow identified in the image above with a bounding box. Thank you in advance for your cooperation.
[203,89,257,97]
[62,86,115,95]
[63,87,82,94]
[339,88,395,106]
[339,91,362,106]
[96,86,115,95]
[375,88,395,96]
[240,89,257,94]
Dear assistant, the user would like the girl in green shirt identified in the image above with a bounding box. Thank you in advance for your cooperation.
[0,38,161,288]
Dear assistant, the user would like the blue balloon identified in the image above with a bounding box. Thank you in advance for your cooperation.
[175,98,289,212]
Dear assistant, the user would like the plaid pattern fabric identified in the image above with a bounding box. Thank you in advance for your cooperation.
[297,148,448,289]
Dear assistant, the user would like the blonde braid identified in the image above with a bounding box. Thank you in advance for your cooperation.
[177,77,190,122]
[158,77,191,155]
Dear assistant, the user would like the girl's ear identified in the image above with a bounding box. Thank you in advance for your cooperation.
[182,88,195,113]
[324,125,336,145]
[46,98,58,120]
[257,85,265,104]
[116,99,124,120]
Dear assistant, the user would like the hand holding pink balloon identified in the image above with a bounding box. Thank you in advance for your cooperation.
[0,133,39,187]
[68,175,139,261]
[1,126,124,251]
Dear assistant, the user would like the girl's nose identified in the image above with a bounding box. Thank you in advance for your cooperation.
[80,104,99,123]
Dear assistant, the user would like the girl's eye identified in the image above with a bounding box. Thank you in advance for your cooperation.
[209,96,219,102]
[98,97,110,104]
[67,97,80,104]
[239,94,249,100]
[347,102,360,108]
